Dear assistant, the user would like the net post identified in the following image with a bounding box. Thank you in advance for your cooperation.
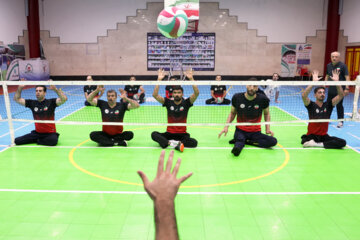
[353,75,360,120]
[1,81,15,146]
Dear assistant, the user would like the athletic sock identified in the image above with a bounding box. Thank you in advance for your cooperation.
[303,139,324,148]
[169,140,180,148]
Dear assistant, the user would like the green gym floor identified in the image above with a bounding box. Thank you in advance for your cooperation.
[1,105,360,240]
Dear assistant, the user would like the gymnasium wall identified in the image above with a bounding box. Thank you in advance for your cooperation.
[1,0,360,76]
[0,0,27,44]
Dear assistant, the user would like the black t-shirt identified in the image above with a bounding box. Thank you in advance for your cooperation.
[124,85,140,98]
[211,85,226,97]
[326,61,349,94]
[84,85,97,95]
[231,93,269,132]
[97,99,128,135]
[25,98,57,133]
[306,100,334,136]
[163,97,192,133]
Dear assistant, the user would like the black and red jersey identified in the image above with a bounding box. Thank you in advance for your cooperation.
[124,85,140,98]
[25,98,57,133]
[97,100,128,135]
[163,97,192,134]
[231,93,269,132]
[211,85,226,98]
[306,100,333,136]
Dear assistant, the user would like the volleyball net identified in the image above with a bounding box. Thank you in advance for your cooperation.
[1,77,360,145]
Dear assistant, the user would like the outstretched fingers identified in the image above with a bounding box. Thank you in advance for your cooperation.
[178,172,193,184]
[156,150,166,177]
[137,171,149,186]
[165,150,174,173]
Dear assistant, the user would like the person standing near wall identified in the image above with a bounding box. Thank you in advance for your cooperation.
[324,51,350,128]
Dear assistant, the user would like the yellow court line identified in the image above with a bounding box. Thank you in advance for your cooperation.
[69,130,289,188]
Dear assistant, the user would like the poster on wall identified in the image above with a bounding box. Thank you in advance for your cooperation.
[281,45,297,77]
[164,0,199,20]
[147,32,215,71]
[296,44,312,65]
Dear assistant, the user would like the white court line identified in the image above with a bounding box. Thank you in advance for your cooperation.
[2,145,356,150]
[0,189,360,195]
[348,132,360,141]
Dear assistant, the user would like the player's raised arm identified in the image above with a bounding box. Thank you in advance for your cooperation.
[88,85,104,106]
[185,69,199,104]
[120,88,140,110]
[153,68,166,104]
[137,150,192,240]
[14,80,26,106]
[302,70,321,106]
[330,69,344,106]
[49,81,68,106]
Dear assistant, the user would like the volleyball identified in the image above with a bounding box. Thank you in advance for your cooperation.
[216,97,223,103]
[157,7,188,39]
[133,94,139,100]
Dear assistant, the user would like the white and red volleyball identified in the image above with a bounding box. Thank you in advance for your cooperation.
[157,7,188,39]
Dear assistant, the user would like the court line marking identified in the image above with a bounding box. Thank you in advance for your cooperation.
[2,145,357,150]
[0,189,360,195]
[69,139,290,188]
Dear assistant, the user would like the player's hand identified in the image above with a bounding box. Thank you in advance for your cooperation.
[344,89,349,96]
[185,68,194,80]
[275,100,280,103]
[48,80,57,91]
[97,85,104,92]
[158,68,166,81]
[119,89,126,99]
[330,69,340,81]
[266,130,274,137]
[218,126,228,138]
[137,150,192,201]
[18,78,26,89]
[311,70,322,82]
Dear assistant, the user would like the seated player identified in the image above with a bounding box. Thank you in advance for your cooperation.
[87,86,139,146]
[219,78,277,156]
[264,73,280,103]
[151,68,199,151]
[301,70,346,148]
[84,75,104,106]
[14,83,68,146]
[205,75,230,105]
[122,75,146,104]
[165,76,177,99]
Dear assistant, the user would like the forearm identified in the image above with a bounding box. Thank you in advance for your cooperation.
[226,112,236,124]
[264,112,271,132]
[54,88,67,102]
[88,89,99,102]
[302,86,312,98]
[154,200,179,240]
[192,85,199,97]
[124,96,139,108]
[14,88,23,101]
[336,85,344,98]
[153,85,160,98]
